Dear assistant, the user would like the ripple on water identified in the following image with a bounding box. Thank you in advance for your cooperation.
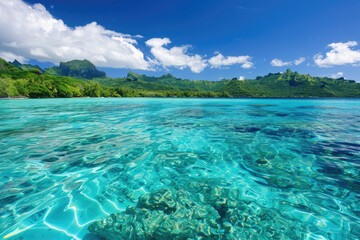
[0,98,359,239]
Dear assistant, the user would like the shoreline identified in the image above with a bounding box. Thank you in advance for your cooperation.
[1,96,360,100]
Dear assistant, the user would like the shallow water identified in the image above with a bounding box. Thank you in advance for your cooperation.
[0,98,359,239]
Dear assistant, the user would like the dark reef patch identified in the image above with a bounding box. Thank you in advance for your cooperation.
[88,184,300,240]
[248,104,277,107]
[233,126,261,133]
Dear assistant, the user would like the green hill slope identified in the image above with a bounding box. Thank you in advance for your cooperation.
[123,71,228,91]
[45,59,106,79]
[93,69,359,97]
[0,58,224,98]
[94,71,230,92]
[9,60,44,73]
[1,58,359,98]
[220,69,359,97]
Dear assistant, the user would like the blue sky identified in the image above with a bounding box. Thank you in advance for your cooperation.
[1,0,360,81]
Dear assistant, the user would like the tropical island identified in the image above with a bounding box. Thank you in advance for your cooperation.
[1,57,359,98]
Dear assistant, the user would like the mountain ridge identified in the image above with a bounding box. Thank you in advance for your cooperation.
[9,59,43,73]
[2,57,359,98]
[44,59,106,79]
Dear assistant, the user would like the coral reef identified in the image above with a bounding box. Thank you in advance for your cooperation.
[88,183,295,239]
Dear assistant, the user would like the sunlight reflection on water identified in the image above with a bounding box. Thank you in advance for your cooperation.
[0,98,359,239]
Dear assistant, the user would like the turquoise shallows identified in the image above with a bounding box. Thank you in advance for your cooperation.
[0,98,359,239]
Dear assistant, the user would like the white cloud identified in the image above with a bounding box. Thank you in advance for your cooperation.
[271,57,306,67]
[239,76,245,80]
[0,0,150,69]
[314,41,360,67]
[0,0,257,74]
[145,38,207,73]
[208,53,253,69]
[0,51,27,63]
[270,58,292,67]
[294,57,305,65]
[331,72,344,79]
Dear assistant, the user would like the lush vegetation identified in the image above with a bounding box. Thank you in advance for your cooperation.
[0,58,226,98]
[95,71,229,92]
[224,70,360,97]
[10,59,44,73]
[45,59,106,79]
[1,58,359,98]
[92,70,360,98]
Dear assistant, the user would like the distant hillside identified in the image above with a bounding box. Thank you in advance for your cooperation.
[0,58,225,98]
[1,58,92,98]
[93,68,359,98]
[9,59,43,73]
[94,71,229,92]
[2,58,360,98]
[123,71,228,92]
[220,69,360,97]
[44,59,106,79]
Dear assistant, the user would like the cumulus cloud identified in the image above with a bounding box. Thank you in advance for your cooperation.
[0,0,149,69]
[239,76,245,80]
[270,58,292,67]
[271,57,306,67]
[331,72,344,79]
[145,40,255,73]
[270,57,306,67]
[145,38,207,73]
[294,57,305,65]
[0,0,256,74]
[208,53,253,69]
[0,51,27,63]
[314,41,360,67]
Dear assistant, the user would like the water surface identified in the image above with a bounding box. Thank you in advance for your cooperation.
[0,98,359,239]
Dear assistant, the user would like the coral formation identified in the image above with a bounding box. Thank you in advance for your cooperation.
[89,183,296,239]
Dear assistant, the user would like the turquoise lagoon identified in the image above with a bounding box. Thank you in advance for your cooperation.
[0,98,359,239]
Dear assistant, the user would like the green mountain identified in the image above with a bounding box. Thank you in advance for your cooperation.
[222,69,359,97]
[45,59,106,79]
[1,57,359,98]
[1,58,88,98]
[93,68,359,98]
[94,72,178,91]
[124,71,229,91]
[94,71,230,92]
[9,59,44,73]
[0,58,223,98]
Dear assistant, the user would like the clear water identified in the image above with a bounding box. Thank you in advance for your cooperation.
[0,98,359,240]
